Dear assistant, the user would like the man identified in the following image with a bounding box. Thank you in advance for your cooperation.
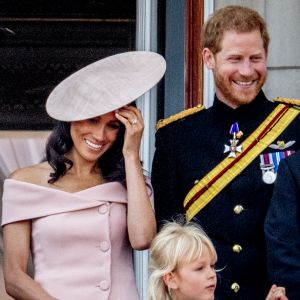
[151,5,300,299]
[264,151,300,300]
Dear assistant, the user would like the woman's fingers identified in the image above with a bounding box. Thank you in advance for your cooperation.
[116,106,143,126]
[115,106,144,156]
[115,107,144,133]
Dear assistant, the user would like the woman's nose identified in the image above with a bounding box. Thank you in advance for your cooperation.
[92,125,106,141]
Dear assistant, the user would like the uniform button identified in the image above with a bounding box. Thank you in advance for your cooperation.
[233,205,244,214]
[100,241,110,252]
[231,282,240,293]
[194,179,199,184]
[232,244,242,253]
[99,280,110,291]
[98,204,108,214]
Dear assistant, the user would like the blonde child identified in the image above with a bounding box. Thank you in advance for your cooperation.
[148,221,288,300]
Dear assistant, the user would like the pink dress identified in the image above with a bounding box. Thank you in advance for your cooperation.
[2,179,152,300]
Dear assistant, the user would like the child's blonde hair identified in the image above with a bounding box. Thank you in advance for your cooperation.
[148,220,217,300]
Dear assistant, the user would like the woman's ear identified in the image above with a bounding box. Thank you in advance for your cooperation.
[203,48,215,70]
[163,272,178,290]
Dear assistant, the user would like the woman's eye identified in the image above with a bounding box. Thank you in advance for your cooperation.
[108,123,121,129]
[88,118,98,124]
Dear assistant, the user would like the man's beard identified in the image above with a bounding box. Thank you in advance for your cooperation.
[214,70,267,107]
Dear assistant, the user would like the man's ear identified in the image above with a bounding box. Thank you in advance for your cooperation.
[203,48,215,70]
[163,272,178,290]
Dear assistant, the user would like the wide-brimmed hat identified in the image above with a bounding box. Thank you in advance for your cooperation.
[46,51,166,121]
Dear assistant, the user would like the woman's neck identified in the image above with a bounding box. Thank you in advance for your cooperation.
[65,149,100,177]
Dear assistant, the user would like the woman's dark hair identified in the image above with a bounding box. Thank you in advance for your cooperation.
[46,119,126,186]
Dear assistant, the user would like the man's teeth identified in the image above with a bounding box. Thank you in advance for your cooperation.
[85,139,102,149]
[235,80,253,86]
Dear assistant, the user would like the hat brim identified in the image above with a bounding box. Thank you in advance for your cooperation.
[46,51,166,121]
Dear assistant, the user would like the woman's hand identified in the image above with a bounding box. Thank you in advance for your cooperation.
[266,285,288,300]
[115,105,156,249]
[115,105,144,158]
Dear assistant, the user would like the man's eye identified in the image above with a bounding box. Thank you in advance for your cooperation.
[251,56,263,62]
[229,57,240,62]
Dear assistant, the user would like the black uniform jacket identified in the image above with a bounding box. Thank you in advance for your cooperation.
[151,91,300,299]
[265,151,300,300]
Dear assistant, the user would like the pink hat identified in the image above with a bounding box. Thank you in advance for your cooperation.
[46,51,166,121]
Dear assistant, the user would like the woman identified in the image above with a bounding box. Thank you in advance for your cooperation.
[2,51,166,300]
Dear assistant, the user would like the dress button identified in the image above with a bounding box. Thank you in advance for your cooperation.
[231,282,240,293]
[99,280,110,291]
[232,244,242,253]
[98,204,108,214]
[100,241,110,252]
[233,205,244,214]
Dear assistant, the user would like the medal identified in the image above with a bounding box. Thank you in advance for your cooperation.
[259,150,295,184]
[262,170,276,184]
[224,122,243,158]
[260,163,276,184]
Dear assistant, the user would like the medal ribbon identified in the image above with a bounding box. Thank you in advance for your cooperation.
[260,150,295,173]
[184,103,300,221]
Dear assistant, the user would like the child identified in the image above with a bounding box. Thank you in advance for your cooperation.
[148,221,217,300]
[148,221,288,300]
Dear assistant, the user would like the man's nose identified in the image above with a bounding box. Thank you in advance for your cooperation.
[239,60,254,77]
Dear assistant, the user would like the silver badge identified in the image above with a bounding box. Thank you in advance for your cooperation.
[262,170,277,184]
[260,164,276,184]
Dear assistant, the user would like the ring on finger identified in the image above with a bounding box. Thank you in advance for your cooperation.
[131,118,138,125]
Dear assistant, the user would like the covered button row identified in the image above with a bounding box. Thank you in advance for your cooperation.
[96,204,111,292]
[97,204,110,252]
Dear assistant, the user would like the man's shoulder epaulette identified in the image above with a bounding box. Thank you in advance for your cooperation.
[156,105,205,130]
[274,97,300,107]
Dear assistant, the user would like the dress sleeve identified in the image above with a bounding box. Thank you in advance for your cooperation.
[264,156,300,299]
[151,129,183,228]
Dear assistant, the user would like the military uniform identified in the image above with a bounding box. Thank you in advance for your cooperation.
[264,151,300,300]
[151,91,300,299]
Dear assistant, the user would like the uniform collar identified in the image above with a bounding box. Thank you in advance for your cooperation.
[211,90,270,122]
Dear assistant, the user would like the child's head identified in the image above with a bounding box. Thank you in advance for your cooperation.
[148,221,217,300]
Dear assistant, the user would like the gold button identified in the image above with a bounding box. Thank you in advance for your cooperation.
[194,179,199,184]
[232,244,242,253]
[231,282,240,293]
[233,205,244,214]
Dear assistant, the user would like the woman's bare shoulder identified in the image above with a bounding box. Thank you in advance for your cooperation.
[9,162,53,185]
